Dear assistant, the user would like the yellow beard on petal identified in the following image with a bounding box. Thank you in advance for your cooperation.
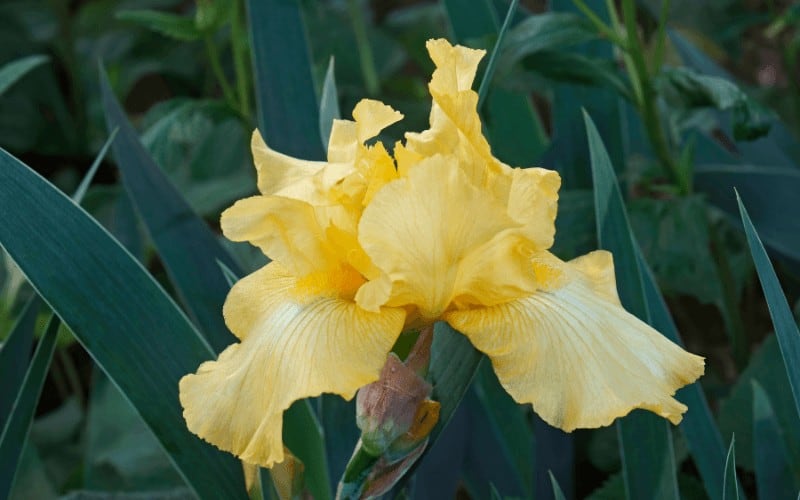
[292,264,366,301]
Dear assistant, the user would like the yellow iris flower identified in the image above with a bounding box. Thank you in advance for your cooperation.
[179,38,705,468]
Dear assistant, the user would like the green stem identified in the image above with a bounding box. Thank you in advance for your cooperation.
[652,0,671,74]
[231,0,251,118]
[347,0,379,95]
[203,35,238,109]
[338,444,378,499]
[572,0,627,47]
[620,0,688,193]
[708,217,749,370]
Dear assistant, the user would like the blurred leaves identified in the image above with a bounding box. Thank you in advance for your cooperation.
[658,67,773,141]
[116,10,202,41]
[0,55,48,96]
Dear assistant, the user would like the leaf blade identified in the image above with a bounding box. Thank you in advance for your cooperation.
[0,55,48,96]
[0,148,246,499]
[0,315,59,499]
[737,193,800,418]
[585,111,679,500]
[246,0,324,160]
[100,70,238,354]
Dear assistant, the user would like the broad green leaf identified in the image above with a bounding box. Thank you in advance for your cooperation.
[585,111,679,500]
[737,194,800,418]
[484,88,549,165]
[549,0,624,190]
[669,30,800,167]
[247,0,324,160]
[695,163,800,265]
[84,368,185,490]
[473,363,533,497]
[116,10,202,41]
[139,99,252,217]
[657,67,772,141]
[443,0,498,41]
[428,322,483,442]
[0,149,246,498]
[319,57,340,152]
[100,71,238,354]
[0,316,59,499]
[719,335,800,471]
[550,471,567,500]
[723,436,739,500]
[498,12,596,72]
[462,391,527,498]
[1,127,116,448]
[0,55,48,96]
[283,401,332,500]
[637,246,738,500]
[752,381,799,499]
[0,299,39,431]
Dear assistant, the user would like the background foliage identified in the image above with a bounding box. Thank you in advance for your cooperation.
[1,0,800,498]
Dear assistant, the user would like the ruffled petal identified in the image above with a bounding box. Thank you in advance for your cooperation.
[444,251,705,431]
[221,196,332,277]
[508,167,561,250]
[352,99,403,144]
[356,155,537,319]
[252,131,325,196]
[180,263,406,467]
[327,100,402,164]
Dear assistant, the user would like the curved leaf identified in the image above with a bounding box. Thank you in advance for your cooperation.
[0,316,59,499]
[585,111,679,500]
[0,148,246,499]
[100,71,238,353]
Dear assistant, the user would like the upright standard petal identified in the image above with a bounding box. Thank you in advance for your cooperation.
[252,130,325,196]
[180,263,406,467]
[445,251,705,431]
[357,155,538,319]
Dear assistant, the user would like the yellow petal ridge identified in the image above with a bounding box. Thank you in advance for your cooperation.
[357,155,537,319]
[444,251,705,431]
[180,263,405,467]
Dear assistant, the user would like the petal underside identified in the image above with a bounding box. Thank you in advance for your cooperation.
[180,263,406,467]
[445,251,705,431]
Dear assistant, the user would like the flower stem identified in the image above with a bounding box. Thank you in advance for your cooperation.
[204,34,238,110]
[618,0,689,194]
[231,0,252,119]
[347,0,379,96]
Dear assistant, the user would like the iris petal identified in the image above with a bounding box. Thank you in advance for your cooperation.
[357,155,537,318]
[445,251,705,431]
[179,262,405,467]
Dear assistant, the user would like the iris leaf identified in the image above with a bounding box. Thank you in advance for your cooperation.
[550,471,568,500]
[247,0,323,160]
[100,68,237,354]
[752,381,798,499]
[0,300,39,432]
[723,436,740,500]
[585,111,679,500]
[636,246,740,499]
[0,316,59,499]
[319,57,340,151]
[0,148,247,498]
[0,55,48,97]
[737,193,800,418]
